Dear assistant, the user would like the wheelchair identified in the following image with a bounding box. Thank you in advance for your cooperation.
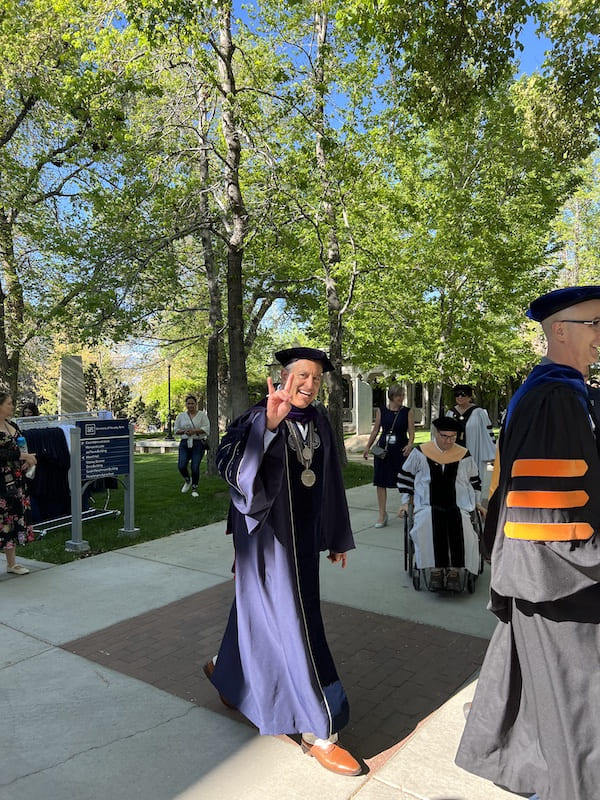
[403,502,484,594]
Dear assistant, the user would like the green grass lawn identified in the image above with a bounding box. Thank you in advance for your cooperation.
[412,428,500,444]
[414,429,431,445]
[19,452,373,565]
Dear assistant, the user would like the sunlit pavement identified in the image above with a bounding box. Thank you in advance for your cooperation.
[1,482,521,800]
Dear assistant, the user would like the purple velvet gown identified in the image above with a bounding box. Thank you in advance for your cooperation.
[212,402,355,738]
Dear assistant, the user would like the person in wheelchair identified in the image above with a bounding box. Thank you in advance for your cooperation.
[397,417,485,591]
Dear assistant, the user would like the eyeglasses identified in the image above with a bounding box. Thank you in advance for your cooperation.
[454,391,469,397]
[559,318,600,327]
[438,432,457,440]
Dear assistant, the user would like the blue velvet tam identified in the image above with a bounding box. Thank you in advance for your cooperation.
[275,347,334,373]
[526,285,600,322]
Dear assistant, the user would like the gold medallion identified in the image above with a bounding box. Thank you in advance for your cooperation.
[301,468,316,487]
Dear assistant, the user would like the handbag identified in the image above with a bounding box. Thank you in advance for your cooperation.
[370,444,387,459]
[370,408,401,460]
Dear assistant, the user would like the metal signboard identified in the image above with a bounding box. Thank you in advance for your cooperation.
[76,419,130,480]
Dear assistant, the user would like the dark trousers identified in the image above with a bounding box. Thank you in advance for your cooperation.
[178,439,206,486]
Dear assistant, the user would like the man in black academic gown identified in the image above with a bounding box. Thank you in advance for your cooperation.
[204,347,361,776]
[456,286,600,800]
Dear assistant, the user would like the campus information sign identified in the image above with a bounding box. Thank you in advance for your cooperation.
[66,418,139,552]
[76,419,130,480]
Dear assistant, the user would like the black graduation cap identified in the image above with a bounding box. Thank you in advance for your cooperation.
[453,384,473,396]
[431,416,463,433]
[526,285,600,322]
[275,347,334,373]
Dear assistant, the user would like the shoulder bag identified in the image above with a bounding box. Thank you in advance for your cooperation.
[370,409,401,459]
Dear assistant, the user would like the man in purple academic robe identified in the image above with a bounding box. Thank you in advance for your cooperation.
[205,347,361,776]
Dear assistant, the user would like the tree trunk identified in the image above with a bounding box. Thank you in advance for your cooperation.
[217,2,249,420]
[326,304,347,465]
[226,247,248,419]
[430,382,442,421]
[0,209,23,397]
[489,394,499,427]
[314,9,346,464]
[194,79,226,473]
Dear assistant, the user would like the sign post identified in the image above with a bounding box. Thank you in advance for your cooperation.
[66,426,89,552]
[118,422,139,537]
[65,419,139,552]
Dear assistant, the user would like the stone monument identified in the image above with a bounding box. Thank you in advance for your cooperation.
[356,377,373,434]
[58,355,87,414]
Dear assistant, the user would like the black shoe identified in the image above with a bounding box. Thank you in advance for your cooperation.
[445,569,462,592]
[429,569,444,590]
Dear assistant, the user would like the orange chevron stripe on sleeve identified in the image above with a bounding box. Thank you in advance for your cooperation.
[511,459,588,478]
[507,490,589,509]
[504,521,593,541]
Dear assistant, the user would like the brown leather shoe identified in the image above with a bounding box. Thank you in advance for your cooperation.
[202,660,237,710]
[301,739,362,776]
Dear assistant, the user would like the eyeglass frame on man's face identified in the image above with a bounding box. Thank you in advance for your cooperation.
[454,391,470,397]
[559,318,600,327]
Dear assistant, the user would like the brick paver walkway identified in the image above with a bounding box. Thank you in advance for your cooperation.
[63,580,487,770]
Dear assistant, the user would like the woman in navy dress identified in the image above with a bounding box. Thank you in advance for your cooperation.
[363,384,414,527]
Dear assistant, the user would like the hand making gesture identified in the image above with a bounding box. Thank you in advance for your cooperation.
[266,374,294,431]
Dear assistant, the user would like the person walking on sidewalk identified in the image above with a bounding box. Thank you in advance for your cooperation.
[363,383,414,528]
[174,395,209,498]
[205,347,361,777]
[0,391,36,575]
[446,384,496,499]
[456,286,600,800]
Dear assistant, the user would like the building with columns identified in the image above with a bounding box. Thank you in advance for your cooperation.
[340,364,431,435]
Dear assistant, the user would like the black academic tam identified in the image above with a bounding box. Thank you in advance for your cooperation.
[275,347,334,373]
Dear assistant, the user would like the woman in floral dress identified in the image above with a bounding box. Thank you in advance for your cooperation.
[0,391,36,575]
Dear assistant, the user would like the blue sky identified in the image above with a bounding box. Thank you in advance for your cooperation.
[516,16,552,74]
[232,3,552,75]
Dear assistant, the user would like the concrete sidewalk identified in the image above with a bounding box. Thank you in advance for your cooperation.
[1,484,519,800]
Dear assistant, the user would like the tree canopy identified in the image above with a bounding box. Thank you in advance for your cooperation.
[2,0,600,429]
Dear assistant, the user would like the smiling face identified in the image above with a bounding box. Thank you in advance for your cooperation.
[454,390,472,410]
[185,397,197,414]
[547,299,600,375]
[284,359,323,408]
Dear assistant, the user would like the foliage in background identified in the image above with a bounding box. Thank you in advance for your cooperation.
[3,0,600,421]
[0,0,160,395]
[550,155,600,284]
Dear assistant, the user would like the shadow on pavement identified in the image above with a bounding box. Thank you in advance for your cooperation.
[63,580,487,769]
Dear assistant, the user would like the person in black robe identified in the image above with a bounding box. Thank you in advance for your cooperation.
[455,285,600,800]
[205,347,361,777]
[586,375,600,428]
